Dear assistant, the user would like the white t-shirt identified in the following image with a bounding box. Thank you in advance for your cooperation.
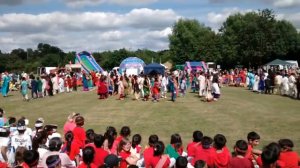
[0,137,9,162]
[212,83,220,94]
[10,134,32,151]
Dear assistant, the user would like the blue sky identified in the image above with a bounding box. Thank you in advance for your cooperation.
[0,0,299,53]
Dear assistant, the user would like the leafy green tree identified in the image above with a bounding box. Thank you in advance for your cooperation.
[169,19,219,65]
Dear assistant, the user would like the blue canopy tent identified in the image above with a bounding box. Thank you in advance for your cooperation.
[144,63,165,75]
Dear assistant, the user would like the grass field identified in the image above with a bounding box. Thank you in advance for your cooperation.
[1,86,300,153]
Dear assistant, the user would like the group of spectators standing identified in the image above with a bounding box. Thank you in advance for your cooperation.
[220,67,300,99]
[0,108,299,168]
[0,71,80,101]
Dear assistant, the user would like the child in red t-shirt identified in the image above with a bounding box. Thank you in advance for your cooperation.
[117,138,139,168]
[86,134,109,167]
[211,134,231,168]
[62,131,80,163]
[229,140,252,168]
[149,141,170,168]
[72,116,86,149]
[143,135,159,168]
[245,131,262,167]
[186,130,203,162]
[111,126,131,154]
[193,136,215,166]
[278,139,299,168]
[131,134,142,158]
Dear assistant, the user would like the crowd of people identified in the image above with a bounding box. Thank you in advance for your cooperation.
[220,67,300,99]
[0,108,299,168]
[1,68,223,102]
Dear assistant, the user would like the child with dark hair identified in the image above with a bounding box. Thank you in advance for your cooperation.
[193,136,214,166]
[46,155,61,168]
[228,140,252,168]
[176,156,188,168]
[111,126,131,154]
[277,139,299,168]
[23,150,39,168]
[89,134,109,167]
[63,131,80,164]
[194,160,207,168]
[85,129,95,145]
[245,131,262,161]
[32,131,48,160]
[117,138,138,168]
[149,141,170,168]
[165,133,184,161]
[103,126,117,153]
[131,134,142,159]
[14,147,27,167]
[78,146,97,168]
[211,134,231,168]
[143,134,159,168]
[260,142,281,168]
[187,130,203,161]
[38,137,73,168]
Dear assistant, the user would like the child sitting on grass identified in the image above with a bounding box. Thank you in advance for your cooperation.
[229,140,252,168]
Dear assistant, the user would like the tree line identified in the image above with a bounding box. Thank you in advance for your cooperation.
[0,9,299,73]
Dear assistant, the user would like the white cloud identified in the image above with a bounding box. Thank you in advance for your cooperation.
[277,12,300,28]
[206,8,253,31]
[0,8,179,52]
[269,0,300,8]
[64,0,158,8]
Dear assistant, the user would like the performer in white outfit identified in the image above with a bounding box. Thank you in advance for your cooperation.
[198,72,206,97]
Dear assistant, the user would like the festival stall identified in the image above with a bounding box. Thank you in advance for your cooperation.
[119,57,145,75]
[184,61,208,72]
[144,63,165,75]
[264,59,293,70]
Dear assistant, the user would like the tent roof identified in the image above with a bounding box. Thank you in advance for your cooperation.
[265,59,293,66]
[144,63,165,75]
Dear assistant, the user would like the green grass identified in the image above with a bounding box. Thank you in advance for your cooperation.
[1,87,300,153]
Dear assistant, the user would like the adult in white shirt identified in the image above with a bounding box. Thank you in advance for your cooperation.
[212,76,221,101]
[281,74,289,96]
[288,73,296,98]
[274,72,282,95]
[52,74,59,95]
[59,77,65,93]
[161,75,169,98]
[198,71,206,97]
[41,76,47,97]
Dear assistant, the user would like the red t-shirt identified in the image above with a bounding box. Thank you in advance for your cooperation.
[0,162,8,168]
[20,162,30,168]
[211,147,231,168]
[245,144,253,159]
[63,121,76,135]
[73,126,86,148]
[149,155,170,168]
[86,144,109,167]
[186,141,199,157]
[119,150,131,168]
[78,163,98,168]
[278,151,299,168]
[62,141,81,160]
[144,147,154,168]
[111,136,123,154]
[229,157,252,168]
[194,146,215,166]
